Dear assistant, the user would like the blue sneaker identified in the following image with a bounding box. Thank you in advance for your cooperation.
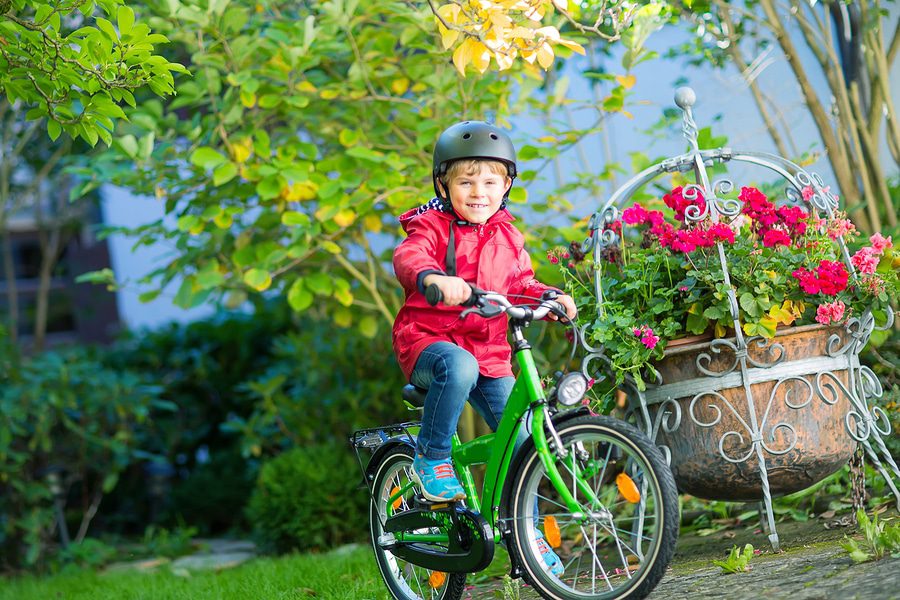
[411,455,466,502]
[535,529,565,576]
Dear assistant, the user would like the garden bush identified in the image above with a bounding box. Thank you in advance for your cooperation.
[246,443,367,554]
[0,344,166,570]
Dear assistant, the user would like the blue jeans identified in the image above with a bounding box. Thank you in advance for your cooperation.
[411,342,516,460]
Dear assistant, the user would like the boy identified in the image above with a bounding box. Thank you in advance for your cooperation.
[391,121,576,573]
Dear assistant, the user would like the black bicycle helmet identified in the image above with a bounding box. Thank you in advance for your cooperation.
[432,121,518,206]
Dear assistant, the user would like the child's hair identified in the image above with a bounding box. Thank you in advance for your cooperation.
[441,159,509,185]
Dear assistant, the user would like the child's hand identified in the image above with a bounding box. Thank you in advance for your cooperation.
[548,294,577,322]
[422,274,473,306]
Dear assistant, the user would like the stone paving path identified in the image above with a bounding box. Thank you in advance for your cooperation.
[466,511,900,599]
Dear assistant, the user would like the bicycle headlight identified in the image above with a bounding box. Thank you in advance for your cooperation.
[556,372,588,406]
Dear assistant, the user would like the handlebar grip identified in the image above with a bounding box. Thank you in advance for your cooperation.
[425,283,443,306]
[425,283,482,307]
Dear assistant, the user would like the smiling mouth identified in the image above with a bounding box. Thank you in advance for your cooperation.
[467,203,488,208]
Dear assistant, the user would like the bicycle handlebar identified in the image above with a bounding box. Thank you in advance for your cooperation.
[425,283,566,322]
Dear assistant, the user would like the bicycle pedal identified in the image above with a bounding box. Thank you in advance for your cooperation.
[412,494,459,511]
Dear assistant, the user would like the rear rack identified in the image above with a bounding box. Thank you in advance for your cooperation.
[350,421,420,496]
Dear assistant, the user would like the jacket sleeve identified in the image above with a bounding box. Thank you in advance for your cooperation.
[393,217,446,294]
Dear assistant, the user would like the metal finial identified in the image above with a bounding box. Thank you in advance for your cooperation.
[674,86,696,109]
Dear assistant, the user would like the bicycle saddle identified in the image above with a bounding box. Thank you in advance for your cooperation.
[402,384,427,409]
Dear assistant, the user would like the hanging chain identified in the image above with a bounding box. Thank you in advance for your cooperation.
[849,443,867,523]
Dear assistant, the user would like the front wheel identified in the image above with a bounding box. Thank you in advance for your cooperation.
[369,445,467,600]
[506,415,678,600]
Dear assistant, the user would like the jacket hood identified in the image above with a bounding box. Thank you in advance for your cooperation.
[398,198,514,233]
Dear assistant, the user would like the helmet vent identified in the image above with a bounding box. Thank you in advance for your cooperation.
[490,133,498,140]
[462,133,471,139]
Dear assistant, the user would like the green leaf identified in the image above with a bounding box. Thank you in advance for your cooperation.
[508,187,527,204]
[96,17,119,41]
[243,268,272,292]
[190,147,228,169]
[287,279,314,311]
[47,120,62,141]
[256,176,282,200]
[306,272,333,295]
[213,162,238,186]
[117,5,135,36]
[282,211,310,226]
[358,315,378,339]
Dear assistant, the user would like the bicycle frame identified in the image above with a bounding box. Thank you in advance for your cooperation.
[386,319,601,546]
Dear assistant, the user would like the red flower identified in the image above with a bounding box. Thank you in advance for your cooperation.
[762,229,791,248]
[812,260,849,295]
[708,222,736,244]
[663,186,706,222]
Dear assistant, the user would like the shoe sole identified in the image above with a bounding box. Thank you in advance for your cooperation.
[410,470,466,503]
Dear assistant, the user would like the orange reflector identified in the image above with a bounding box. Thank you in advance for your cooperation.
[544,516,562,548]
[390,486,402,510]
[428,571,446,588]
[616,473,641,504]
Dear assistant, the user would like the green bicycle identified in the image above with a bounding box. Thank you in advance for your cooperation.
[351,288,678,600]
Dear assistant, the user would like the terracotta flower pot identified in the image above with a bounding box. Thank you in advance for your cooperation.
[642,324,854,502]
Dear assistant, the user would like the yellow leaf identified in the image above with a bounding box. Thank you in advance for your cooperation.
[452,38,477,76]
[240,89,256,108]
[214,212,233,228]
[715,322,727,338]
[334,287,354,307]
[616,74,636,89]
[469,40,491,73]
[281,181,318,202]
[524,2,545,21]
[295,81,317,93]
[333,209,357,227]
[437,2,460,24]
[439,24,460,50]
[321,240,342,254]
[390,78,410,95]
[555,37,586,55]
[231,137,253,164]
[320,89,340,100]
[536,43,554,69]
[364,214,382,232]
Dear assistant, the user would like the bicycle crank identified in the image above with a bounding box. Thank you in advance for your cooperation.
[380,502,494,573]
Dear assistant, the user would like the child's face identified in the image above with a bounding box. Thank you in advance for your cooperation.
[441,165,512,224]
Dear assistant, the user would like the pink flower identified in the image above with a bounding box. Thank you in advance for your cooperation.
[815,300,846,325]
[548,253,559,264]
[762,229,791,248]
[869,233,893,254]
[801,186,815,201]
[633,325,660,350]
[622,203,650,225]
[851,247,879,274]
[641,333,660,349]
[827,218,857,240]
[861,275,886,296]
[792,268,821,294]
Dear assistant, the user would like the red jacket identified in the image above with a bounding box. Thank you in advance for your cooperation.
[392,205,556,380]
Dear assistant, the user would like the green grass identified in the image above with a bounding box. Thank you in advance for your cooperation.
[0,545,391,600]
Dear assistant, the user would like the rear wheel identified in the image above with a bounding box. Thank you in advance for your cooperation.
[369,445,467,600]
[506,415,678,600]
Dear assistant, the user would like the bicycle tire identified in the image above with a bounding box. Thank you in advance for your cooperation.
[505,415,678,600]
[369,445,467,600]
